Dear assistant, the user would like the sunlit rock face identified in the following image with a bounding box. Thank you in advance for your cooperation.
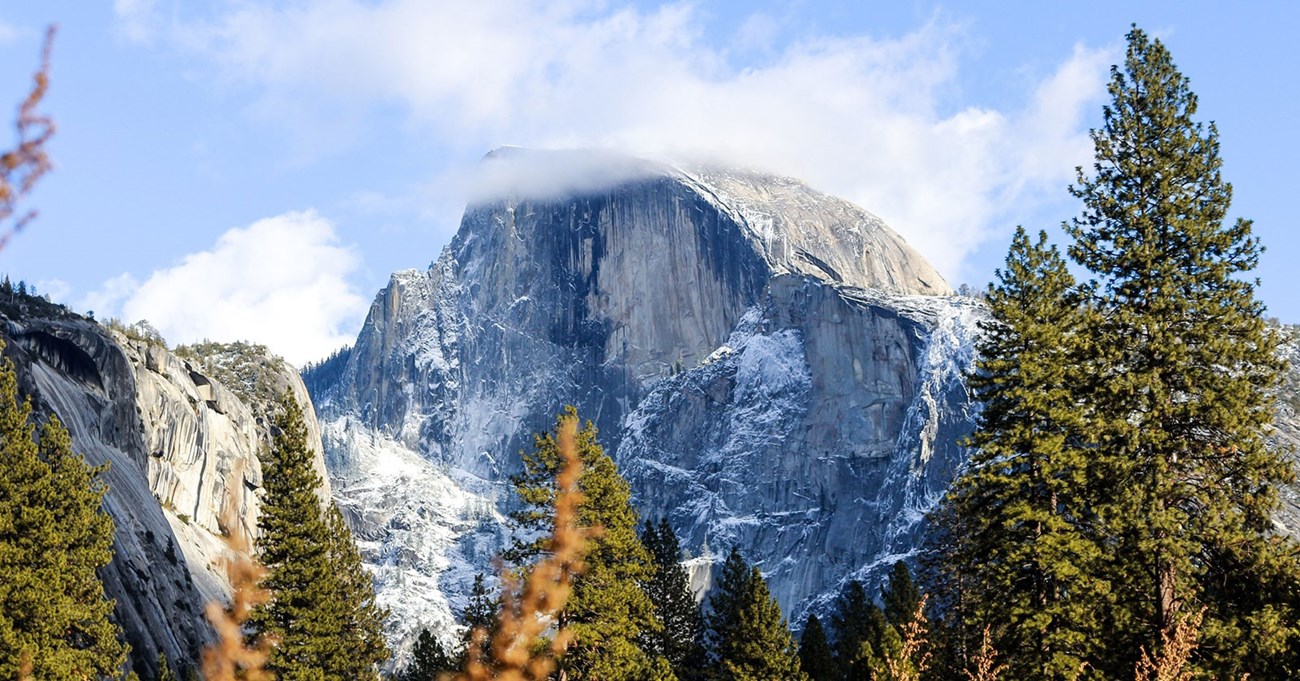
[305,149,980,658]
[0,308,328,679]
[1269,331,1300,537]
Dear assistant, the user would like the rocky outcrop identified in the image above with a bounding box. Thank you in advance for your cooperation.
[618,278,982,615]
[307,149,978,655]
[0,305,328,678]
[1269,329,1300,537]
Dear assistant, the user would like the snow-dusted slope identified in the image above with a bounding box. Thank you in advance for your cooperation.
[306,149,980,656]
[618,279,983,621]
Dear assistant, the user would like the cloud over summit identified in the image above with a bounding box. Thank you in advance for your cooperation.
[148,1,1112,279]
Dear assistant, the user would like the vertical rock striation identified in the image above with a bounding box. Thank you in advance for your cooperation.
[306,149,979,655]
[0,305,328,678]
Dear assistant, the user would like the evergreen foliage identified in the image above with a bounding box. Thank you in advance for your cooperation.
[927,25,1300,680]
[881,561,920,630]
[156,653,176,681]
[324,505,390,678]
[0,346,127,678]
[250,393,389,680]
[299,345,352,399]
[1065,26,1300,678]
[829,581,893,679]
[173,340,286,407]
[797,615,835,681]
[705,547,806,681]
[459,573,499,669]
[507,406,664,680]
[402,628,456,681]
[641,518,706,680]
[930,228,1108,678]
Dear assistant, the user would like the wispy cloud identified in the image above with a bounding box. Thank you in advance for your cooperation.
[121,0,1112,280]
[84,211,366,365]
[113,0,161,44]
[0,20,20,46]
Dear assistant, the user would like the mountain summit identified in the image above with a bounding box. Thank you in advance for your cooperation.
[305,149,979,657]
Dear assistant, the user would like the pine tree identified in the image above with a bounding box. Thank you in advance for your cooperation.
[641,518,706,680]
[324,505,389,679]
[881,561,920,630]
[0,346,127,678]
[459,572,499,668]
[829,580,895,679]
[250,393,389,680]
[797,615,835,681]
[402,629,456,681]
[928,228,1109,679]
[507,406,663,679]
[1066,26,1300,678]
[705,547,806,681]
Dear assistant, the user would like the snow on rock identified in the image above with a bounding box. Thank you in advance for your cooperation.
[306,148,978,654]
[321,415,505,665]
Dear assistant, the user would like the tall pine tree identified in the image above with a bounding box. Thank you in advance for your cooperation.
[250,393,388,680]
[401,629,456,681]
[459,572,499,669]
[1066,26,1300,678]
[705,547,806,681]
[797,615,835,681]
[827,580,896,680]
[508,406,665,679]
[0,347,126,678]
[641,518,706,680]
[930,228,1109,679]
[324,505,389,678]
[880,561,920,630]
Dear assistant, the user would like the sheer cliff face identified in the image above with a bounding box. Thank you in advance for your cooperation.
[309,151,978,651]
[1,311,328,678]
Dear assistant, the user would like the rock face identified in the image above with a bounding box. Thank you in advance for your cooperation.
[306,149,980,655]
[1269,330,1300,537]
[0,302,329,678]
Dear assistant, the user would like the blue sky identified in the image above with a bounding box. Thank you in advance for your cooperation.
[0,1,1295,364]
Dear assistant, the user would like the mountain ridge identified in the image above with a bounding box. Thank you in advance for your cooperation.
[305,149,976,659]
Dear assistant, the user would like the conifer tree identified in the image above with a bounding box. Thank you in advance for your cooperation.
[880,561,920,630]
[402,629,456,681]
[829,580,895,679]
[459,572,499,669]
[797,615,835,681]
[1066,26,1300,677]
[641,518,706,680]
[251,393,389,680]
[930,228,1109,679]
[508,406,663,679]
[0,347,127,678]
[324,505,389,679]
[705,547,806,681]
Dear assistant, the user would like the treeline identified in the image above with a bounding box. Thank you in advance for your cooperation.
[399,409,932,681]
[0,276,77,321]
[923,26,1300,680]
[397,24,1300,681]
[300,345,352,399]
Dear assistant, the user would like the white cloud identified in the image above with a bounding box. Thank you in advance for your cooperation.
[86,211,366,366]
[113,0,161,44]
[142,2,1112,280]
[0,20,20,46]
[34,278,70,303]
[462,147,665,204]
[81,273,139,319]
